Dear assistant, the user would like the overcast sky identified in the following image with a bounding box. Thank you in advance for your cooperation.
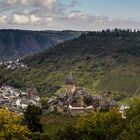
[0,0,140,31]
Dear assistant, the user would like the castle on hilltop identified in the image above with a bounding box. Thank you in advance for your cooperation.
[47,73,116,114]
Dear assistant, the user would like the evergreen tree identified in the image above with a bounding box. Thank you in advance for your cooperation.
[24,104,43,132]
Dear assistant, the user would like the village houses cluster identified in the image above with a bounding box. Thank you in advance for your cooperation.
[0,85,41,114]
[0,72,128,117]
[0,59,27,70]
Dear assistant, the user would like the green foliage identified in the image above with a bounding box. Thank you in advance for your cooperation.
[1,29,140,139]
[96,73,140,95]
[54,125,79,140]
[40,96,49,109]
[31,132,51,140]
[0,29,81,60]
[119,98,140,140]
[24,104,43,132]
[50,99,140,140]
[41,113,77,136]
[54,108,124,140]
[0,108,30,140]
[1,29,140,97]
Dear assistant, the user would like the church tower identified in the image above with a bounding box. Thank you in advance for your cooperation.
[65,72,76,94]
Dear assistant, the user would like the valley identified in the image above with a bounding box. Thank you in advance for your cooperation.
[1,0,140,139]
[1,29,140,99]
[0,29,81,60]
[0,29,140,139]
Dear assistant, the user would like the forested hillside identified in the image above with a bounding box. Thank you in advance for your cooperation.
[0,29,140,97]
[0,29,81,60]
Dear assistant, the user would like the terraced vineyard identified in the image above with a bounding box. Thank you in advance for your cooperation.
[96,73,140,95]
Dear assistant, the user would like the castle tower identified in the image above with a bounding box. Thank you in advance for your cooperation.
[104,91,113,102]
[65,72,76,94]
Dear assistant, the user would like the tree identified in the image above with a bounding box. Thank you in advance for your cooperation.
[40,96,49,109]
[80,33,87,38]
[76,108,124,140]
[24,104,43,132]
[55,108,124,140]
[0,108,30,140]
[119,98,140,140]
[55,125,80,140]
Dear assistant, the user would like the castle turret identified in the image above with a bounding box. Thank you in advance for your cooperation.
[66,72,75,85]
[65,72,76,94]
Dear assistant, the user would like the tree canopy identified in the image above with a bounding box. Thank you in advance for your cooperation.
[0,108,30,140]
[53,99,140,140]
[24,104,43,133]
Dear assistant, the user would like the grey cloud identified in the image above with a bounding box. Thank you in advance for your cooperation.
[0,0,140,30]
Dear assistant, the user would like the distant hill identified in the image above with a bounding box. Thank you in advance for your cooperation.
[24,29,140,66]
[1,29,140,98]
[0,29,81,60]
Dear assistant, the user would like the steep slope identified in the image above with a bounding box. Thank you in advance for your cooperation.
[1,29,140,97]
[0,29,81,60]
[24,30,140,67]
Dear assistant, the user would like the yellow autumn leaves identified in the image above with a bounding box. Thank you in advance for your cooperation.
[0,108,30,140]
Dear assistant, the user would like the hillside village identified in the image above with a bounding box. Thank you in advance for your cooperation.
[0,59,27,70]
[0,72,128,117]
[47,73,117,114]
[0,85,41,114]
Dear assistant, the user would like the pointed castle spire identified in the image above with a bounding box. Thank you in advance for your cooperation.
[66,72,75,85]
[65,72,76,94]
